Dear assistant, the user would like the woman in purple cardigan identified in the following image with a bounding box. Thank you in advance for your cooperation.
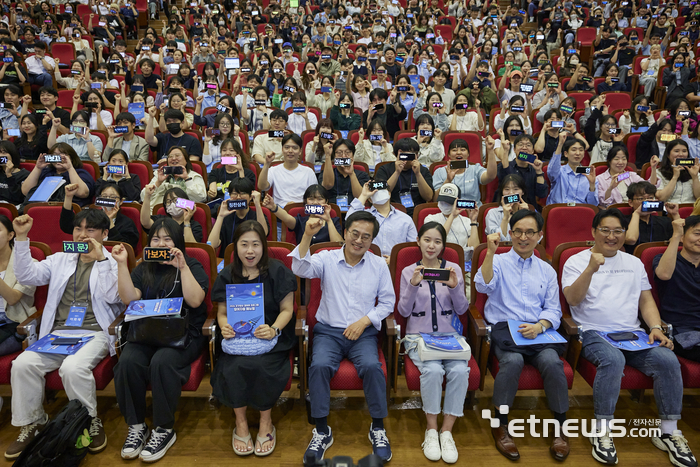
[397,221,470,465]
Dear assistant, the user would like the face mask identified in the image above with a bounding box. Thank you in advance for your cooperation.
[570,59,579,65]
[371,189,391,205]
[166,204,183,217]
[491,37,498,45]
[438,201,453,215]
[166,122,181,134]
[219,21,225,25]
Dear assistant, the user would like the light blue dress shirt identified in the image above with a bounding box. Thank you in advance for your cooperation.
[346,198,418,256]
[290,245,395,330]
[474,248,562,330]
[546,152,599,206]
[433,164,487,207]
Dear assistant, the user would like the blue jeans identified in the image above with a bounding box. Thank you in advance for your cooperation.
[492,344,569,413]
[407,346,470,417]
[28,72,52,88]
[581,330,683,420]
[308,322,387,419]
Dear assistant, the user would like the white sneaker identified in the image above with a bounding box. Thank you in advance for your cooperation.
[422,429,441,461]
[440,431,458,464]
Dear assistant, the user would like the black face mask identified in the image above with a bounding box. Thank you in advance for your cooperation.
[166,122,181,134]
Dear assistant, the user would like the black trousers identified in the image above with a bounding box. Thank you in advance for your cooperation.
[675,345,700,363]
[114,336,206,429]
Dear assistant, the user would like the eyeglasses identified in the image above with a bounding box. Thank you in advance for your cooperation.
[218,122,231,128]
[347,230,372,242]
[335,150,352,156]
[99,195,120,201]
[282,145,299,151]
[511,229,538,239]
[164,199,177,206]
[597,227,626,237]
[632,196,656,201]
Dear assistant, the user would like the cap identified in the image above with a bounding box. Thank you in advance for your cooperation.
[437,183,460,203]
[510,70,523,78]
[283,42,292,48]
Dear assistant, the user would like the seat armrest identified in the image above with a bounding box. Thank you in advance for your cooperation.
[469,306,489,337]
[385,314,397,336]
[561,316,580,337]
[202,318,216,337]
[17,310,43,335]
[295,317,307,337]
[108,314,125,336]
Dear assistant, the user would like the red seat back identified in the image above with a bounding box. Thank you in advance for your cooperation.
[542,204,598,256]
[552,243,591,315]
[29,243,51,310]
[127,162,153,192]
[442,131,481,164]
[184,243,217,314]
[25,205,75,254]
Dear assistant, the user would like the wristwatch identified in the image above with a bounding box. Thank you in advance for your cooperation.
[272,326,281,336]
[650,325,664,332]
[540,322,547,334]
[470,222,479,227]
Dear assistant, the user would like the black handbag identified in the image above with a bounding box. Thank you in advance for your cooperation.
[126,310,191,349]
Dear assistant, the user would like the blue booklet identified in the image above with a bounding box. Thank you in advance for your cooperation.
[124,297,183,322]
[408,74,421,92]
[508,320,567,346]
[28,176,66,203]
[596,331,660,351]
[128,102,145,124]
[27,333,93,355]
[217,259,224,273]
[226,283,264,338]
[420,333,464,351]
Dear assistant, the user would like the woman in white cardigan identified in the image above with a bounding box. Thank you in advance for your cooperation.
[353,120,395,170]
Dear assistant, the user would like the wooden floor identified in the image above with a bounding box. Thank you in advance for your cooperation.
[0,373,699,466]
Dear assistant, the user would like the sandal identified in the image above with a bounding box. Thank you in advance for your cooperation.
[232,428,254,456]
[255,426,276,457]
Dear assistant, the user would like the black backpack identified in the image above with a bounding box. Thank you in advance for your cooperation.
[12,399,92,467]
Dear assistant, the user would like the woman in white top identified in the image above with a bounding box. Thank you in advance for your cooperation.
[305,119,336,165]
[494,94,532,134]
[413,114,445,166]
[619,96,656,135]
[372,64,393,91]
[203,113,237,172]
[424,184,480,261]
[72,90,112,131]
[596,146,654,208]
[54,60,91,92]
[293,62,322,106]
[448,94,484,132]
[314,76,337,118]
[656,139,700,204]
[353,120,395,170]
[484,174,529,242]
[532,73,568,111]
[640,45,662,98]
[495,115,526,162]
[240,86,272,134]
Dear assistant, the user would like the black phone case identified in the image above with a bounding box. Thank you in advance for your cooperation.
[607,332,639,342]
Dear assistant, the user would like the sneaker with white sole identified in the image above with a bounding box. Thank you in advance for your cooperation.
[369,424,392,462]
[590,434,618,465]
[422,429,440,461]
[303,427,333,463]
[652,430,698,467]
[121,424,150,460]
[88,417,107,453]
[440,431,458,464]
[139,427,176,463]
[4,414,49,459]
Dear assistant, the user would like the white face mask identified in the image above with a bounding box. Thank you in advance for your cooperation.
[491,37,498,45]
[371,189,391,205]
[570,59,579,65]
[438,201,453,215]
[166,204,183,217]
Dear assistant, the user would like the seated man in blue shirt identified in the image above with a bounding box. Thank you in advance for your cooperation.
[562,209,695,467]
[291,211,395,463]
[475,210,570,462]
[653,215,700,362]
[347,181,418,262]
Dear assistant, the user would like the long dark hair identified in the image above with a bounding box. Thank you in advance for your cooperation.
[227,220,270,282]
[495,174,527,202]
[660,139,692,183]
[139,217,187,298]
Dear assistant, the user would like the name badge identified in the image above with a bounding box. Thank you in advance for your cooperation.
[400,191,414,209]
[336,195,349,212]
[66,301,88,327]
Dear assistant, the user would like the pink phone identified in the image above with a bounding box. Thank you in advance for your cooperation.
[221,156,238,165]
[617,171,631,181]
[175,198,195,210]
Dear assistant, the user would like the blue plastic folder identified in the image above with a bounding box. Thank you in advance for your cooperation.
[128,102,145,124]
[420,333,464,351]
[408,74,421,92]
[507,320,567,346]
[124,297,183,322]
[27,334,93,355]
[226,283,264,338]
[28,176,66,203]
[596,331,660,351]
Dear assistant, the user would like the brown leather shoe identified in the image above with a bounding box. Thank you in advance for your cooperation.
[550,435,570,461]
[491,425,520,461]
